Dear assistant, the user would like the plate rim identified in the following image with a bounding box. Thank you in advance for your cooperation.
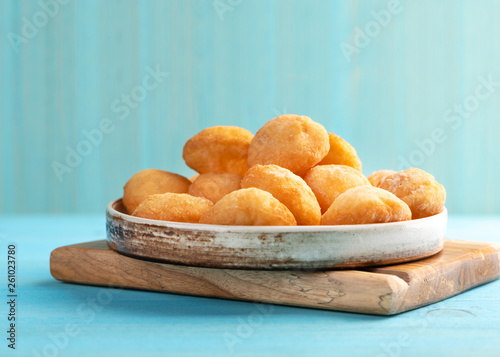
[107,198,448,232]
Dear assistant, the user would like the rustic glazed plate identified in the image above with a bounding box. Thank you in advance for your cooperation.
[106,199,447,270]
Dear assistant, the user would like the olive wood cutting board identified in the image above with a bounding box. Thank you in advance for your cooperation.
[50,239,500,315]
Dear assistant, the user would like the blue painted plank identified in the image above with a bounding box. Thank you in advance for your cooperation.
[1,0,500,214]
[0,215,499,356]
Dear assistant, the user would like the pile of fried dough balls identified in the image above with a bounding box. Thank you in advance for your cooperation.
[123,115,446,226]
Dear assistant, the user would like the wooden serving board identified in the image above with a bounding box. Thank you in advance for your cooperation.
[50,240,500,315]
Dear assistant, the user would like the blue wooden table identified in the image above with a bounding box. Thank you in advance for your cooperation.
[0,215,499,357]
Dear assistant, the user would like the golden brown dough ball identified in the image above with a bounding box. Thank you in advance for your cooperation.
[199,188,297,226]
[303,165,370,213]
[123,169,191,214]
[367,169,397,187]
[188,173,242,203]
[247,115,330,175]
[320,186,411,225]
[132,193,213,223]
[318,133,362,171]
[183,126,253,176]
[378,168,446,219]
[189,174,200,183]
[241,164,321,225]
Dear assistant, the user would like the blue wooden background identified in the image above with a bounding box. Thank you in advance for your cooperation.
[1,0,499,214]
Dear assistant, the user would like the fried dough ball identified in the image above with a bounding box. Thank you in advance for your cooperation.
[318,133,362,171]
[241,164,321,225]
[189,174,200,183]
[123,169,191,214]
[378,168,446,219]
[247,115,330,175]
[188,173,242,203]
[132,193,213,223]
[303,165,370,213]
[321,186,412,225]
[368,169,397,187]
[183,126,253,176]
[199,188,297,226]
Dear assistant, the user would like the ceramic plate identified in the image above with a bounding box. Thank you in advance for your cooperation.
[106,199,447,269]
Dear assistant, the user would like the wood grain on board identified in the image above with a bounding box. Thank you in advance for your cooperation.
[50,240,500,315]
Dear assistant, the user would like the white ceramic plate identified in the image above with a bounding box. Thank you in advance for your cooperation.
[106,199,447,270]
